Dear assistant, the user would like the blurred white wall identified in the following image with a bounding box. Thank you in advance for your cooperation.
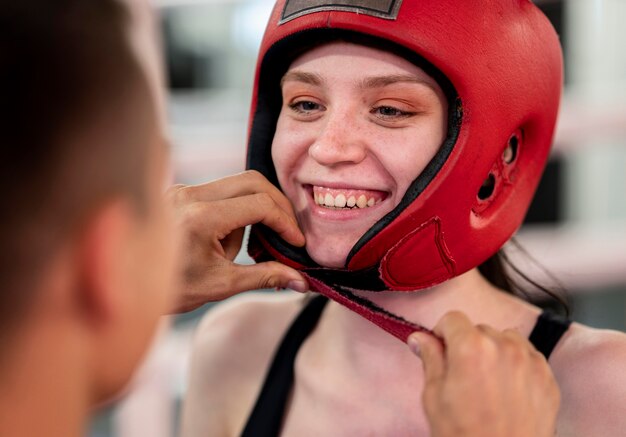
[515,0,626,297]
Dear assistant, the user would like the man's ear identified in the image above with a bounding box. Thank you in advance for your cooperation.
[76,198,137,328]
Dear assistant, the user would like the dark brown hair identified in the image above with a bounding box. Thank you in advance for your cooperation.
[0,0,152,329]
[479,241,570,317]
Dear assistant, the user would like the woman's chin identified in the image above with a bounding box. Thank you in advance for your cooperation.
[305,245,349,269]
[302,230,364,268]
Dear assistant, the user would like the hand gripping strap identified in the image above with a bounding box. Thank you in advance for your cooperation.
[303,272,430,342]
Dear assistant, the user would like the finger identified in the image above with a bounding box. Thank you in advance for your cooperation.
[482,326,535,358]
[222,227,245,260]
[408,332,446,385]
[433,312,502,376]
[171,171,297,218]
[432,311,476,350]
[222,261,308,295]
[500,328,528,345]
[207,194,305,247]
[476,323,501,338]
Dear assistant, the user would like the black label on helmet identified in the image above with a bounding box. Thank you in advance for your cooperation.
[281,0,403,24]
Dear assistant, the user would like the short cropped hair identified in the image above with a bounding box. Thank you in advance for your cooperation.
[0,0,152,331]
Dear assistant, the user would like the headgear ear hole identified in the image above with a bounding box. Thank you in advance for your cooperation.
[478,173,496,200]
[503,133,520,164]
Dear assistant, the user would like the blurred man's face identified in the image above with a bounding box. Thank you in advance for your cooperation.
[123,0,177,324]
[92,0,180,400]
[113,129,178,395]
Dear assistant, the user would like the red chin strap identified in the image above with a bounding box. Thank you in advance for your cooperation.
[303,273,430,343]
[248,229,430,342]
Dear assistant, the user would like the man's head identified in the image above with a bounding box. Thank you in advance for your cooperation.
[0,0,177,401]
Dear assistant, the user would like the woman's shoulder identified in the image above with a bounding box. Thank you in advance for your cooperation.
[192,291,309,377]
[550,322,626,436]
[552,322,626,380]
[180,292,309,437]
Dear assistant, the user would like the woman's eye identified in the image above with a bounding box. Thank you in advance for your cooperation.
[289,100,321,113]
[372,106,412,118]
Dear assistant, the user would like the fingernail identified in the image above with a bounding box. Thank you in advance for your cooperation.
[407,335,421,357]
[287,280,308,293]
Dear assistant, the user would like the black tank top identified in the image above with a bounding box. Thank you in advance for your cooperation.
[240,295,571,437]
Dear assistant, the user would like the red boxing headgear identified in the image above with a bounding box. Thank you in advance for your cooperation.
[246,0,562,337]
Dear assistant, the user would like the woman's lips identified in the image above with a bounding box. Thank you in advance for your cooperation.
[309,185,387,209]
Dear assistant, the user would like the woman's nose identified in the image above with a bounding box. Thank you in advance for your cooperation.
[308,110,367,166]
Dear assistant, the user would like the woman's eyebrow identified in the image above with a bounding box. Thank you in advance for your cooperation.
[280,71,323,87]
[360,74,437,91]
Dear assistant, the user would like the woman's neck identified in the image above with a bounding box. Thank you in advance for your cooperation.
[317,269,541,374]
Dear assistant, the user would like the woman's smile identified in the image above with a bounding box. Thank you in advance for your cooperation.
[311,185,387,210]
[303,183,389,221]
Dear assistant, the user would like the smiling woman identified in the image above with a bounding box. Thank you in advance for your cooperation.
[272,42,447,268]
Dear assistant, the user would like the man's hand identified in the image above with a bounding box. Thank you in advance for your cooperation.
[408,311,560,437]
[167,170,308,313]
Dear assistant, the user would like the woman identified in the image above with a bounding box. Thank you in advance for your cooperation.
[181,1,626,436]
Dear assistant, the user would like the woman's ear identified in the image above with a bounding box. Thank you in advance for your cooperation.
[75,198,137,329]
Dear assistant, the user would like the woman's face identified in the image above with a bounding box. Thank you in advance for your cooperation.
[272,42,448,268]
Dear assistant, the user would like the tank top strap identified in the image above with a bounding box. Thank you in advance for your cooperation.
[528,310,572,360]
[242,298,570,436]
[241,295,328,437]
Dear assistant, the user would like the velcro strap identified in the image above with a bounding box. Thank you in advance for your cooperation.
[303,272,430,342]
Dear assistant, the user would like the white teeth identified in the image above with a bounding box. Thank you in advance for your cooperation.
[324,193,334,207]
[334,193,347,208]
[356,195,367,208]
[313,189,381,209]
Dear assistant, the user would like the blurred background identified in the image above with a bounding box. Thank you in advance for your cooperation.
[90,0,626,435]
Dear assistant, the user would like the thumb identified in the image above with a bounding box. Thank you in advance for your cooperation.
[408,332,445,385]
[226,261,308,295]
